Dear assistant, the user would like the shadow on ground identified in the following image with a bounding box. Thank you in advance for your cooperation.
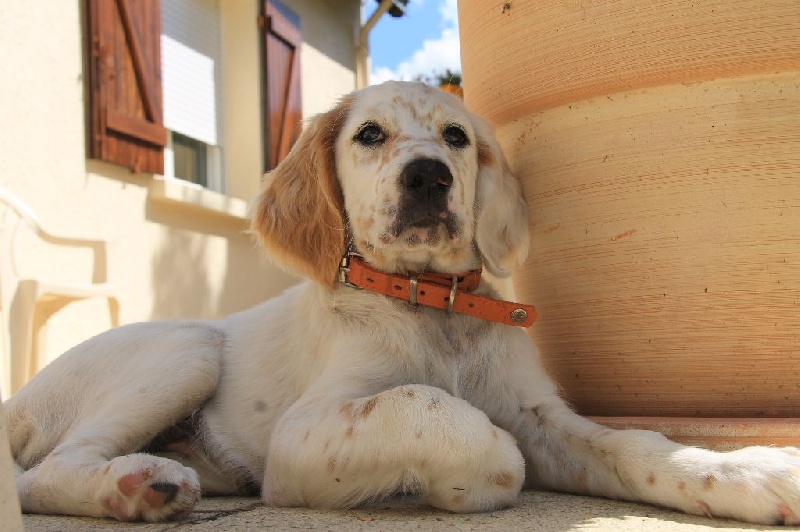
[23,490,781,531]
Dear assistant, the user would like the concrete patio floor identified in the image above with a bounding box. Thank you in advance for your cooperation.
[23,490,776,531]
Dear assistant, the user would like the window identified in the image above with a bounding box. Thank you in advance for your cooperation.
[85,0,223,186]
[171,132,207,187]
[85,0,303,184]
[161,0,224,191]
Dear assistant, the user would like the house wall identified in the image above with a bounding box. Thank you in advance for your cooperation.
[0,0,360,394]
[223,0,361,202]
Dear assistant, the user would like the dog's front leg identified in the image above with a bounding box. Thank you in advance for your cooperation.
[506,367,800,524]
[262,383,525,512]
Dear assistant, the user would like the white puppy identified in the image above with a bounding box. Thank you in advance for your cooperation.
[6,81,800,524]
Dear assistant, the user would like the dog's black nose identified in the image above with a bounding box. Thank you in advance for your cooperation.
[399,158,453,194]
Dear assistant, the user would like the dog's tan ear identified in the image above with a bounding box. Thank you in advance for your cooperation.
[471,116,530,278]
[250,97,352,286]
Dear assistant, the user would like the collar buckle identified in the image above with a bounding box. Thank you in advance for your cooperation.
[408,274,419,306]
[338,251,363,289]
[446,275,458,315]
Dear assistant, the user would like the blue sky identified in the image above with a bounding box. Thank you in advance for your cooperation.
[368,0,461,84]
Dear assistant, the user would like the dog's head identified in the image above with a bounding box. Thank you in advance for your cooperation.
[251,81,529,286]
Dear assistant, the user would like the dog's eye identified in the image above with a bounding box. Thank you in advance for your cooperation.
[354,123,385,146]
[443,125,469,148]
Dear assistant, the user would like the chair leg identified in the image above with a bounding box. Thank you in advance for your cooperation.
[30,298,73,384]
[9,292,120,396]
[9,283,37,396]
[107,296,120,328]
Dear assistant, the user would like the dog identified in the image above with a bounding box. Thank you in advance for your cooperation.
[6,81,800,524]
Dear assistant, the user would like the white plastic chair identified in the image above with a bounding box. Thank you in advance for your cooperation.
[0,188,120,398]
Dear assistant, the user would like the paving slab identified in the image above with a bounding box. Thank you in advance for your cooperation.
[22,490,775,531]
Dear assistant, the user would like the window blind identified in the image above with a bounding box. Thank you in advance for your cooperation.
[161,0,222,146]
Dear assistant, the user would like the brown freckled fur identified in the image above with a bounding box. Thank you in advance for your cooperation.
[575,468,588,487]
[359,216,375,231]
[452,494,464,505]
[360,397,379,418]
[345,426,354,438]
[490,472,515,488]
[380,144,397,167]
[403,389,415,398]
[327,456,336,472]
[647,472,657,485]
[415,430,422,439]
[477,139,496,168]
[339,402,355,420]
[678,481,686,490]
[250,96,353,286]
[703,474,716,491]
[397,99,422,122]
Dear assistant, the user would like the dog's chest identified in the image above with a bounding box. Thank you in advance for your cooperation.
[394,305,497,399]
[333,285,507,400]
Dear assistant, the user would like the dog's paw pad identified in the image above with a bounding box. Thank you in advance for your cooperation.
[117,471,151,496]
[102,455,200,521]
[777,505,800,525]
[143,482,180,507]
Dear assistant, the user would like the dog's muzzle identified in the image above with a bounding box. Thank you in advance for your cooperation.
[391,157,459,238]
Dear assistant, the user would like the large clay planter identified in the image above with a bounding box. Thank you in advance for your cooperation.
[459,0,800,448]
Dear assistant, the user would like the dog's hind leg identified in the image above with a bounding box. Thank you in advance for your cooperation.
[8,322,224,521]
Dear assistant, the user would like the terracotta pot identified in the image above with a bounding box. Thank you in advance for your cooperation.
[459,0,800,448]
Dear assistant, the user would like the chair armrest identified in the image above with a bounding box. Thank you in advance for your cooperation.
[1,188,111,284]
[37,230,111,284]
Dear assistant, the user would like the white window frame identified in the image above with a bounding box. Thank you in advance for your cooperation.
[160,0,225,193]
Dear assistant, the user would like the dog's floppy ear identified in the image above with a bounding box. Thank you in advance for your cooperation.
[250,96,352,286]
[471,116,530,278]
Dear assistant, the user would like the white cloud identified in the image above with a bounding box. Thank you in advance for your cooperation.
[439,0,458,26]
[370,0,461,85]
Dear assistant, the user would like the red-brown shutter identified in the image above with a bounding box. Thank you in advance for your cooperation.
[86,0,167,174]
[261,0,302,171]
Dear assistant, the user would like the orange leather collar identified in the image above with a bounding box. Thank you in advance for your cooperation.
[339,254,536,327]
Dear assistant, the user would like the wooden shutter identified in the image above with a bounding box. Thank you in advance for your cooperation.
[86,0,167,174]
[261,0,302,171]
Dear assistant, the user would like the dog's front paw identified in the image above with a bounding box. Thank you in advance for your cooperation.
[100,454,201,521]
[424,426,525,513]
[689,446,800,525]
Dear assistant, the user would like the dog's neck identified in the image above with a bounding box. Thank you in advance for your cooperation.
[347,245,482,278]
[338,253,536,327]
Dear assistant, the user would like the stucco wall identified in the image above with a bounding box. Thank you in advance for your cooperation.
[223,0,360,202]
[0,0,359,394]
